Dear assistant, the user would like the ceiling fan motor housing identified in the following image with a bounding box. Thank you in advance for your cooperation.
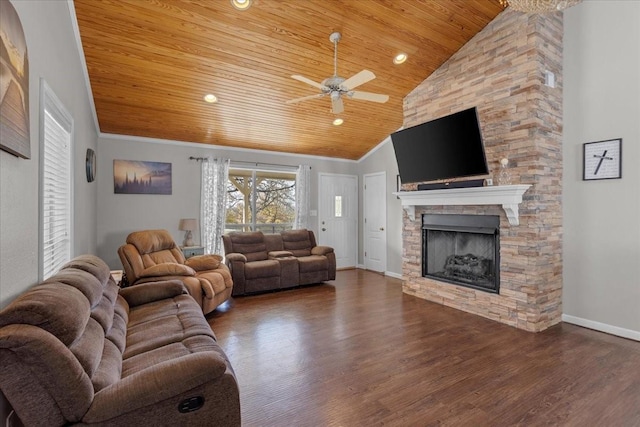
[322,76,347,93]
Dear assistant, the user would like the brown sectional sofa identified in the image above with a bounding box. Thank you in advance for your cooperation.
[222,229,336,296]
[0,255,240,426]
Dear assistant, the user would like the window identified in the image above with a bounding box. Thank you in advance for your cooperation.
[225,168,296,233]
[40,81,73,280]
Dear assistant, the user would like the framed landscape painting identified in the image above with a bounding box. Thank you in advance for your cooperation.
[113,160,172,195]
[0,0,30,159]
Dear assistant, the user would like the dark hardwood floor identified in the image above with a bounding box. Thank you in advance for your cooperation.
[207,269,640,427]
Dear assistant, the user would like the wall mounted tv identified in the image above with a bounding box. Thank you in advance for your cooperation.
[391,107,489,184]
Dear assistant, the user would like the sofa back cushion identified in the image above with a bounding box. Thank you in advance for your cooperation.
[281,229,314,257]
[0,255,127,425]
[126,229,186,267]
[224,231,268,262]
[264,233,284,252]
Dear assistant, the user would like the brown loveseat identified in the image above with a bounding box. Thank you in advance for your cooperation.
[222,229,336,296]
[118,229,233,315]
[0,255,240,426]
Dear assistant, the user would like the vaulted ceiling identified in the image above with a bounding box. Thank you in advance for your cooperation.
[73,0,504,160]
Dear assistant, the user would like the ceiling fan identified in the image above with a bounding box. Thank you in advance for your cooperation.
[286,32,389,114]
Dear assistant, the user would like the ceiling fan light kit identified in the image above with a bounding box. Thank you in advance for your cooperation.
[286,32,390,114]
[499,0,582,13]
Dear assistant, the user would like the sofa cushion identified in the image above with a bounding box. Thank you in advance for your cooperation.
[127,229,177,254]
[281,229,313,257]
[228,231,269,262]
[139,263,195,278]
[244,259,280,279]
[185,254,222,271]
[0,284,90,346]
[297,255,329,273]
[124,295,215,360]
[264,233,284,252]
[198,270,231,295]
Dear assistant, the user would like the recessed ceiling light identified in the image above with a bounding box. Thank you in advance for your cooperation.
[230,0,252,10]
[333,118,344,126]
[393,53,408,65]
[203,94,218,103]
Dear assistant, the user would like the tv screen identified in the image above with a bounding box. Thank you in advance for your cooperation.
[391,107,489,184]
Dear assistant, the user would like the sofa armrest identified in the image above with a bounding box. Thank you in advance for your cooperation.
[119,280,187,307]
[83,352,230,423]
[185,254,223,271]
[224,253,247,263]
[139,263,196,278]
[268,250,294,259]
[311,246,334,256]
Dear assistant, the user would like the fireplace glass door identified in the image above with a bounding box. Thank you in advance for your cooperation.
[422,214,500,293]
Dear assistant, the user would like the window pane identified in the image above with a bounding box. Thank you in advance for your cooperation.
[255,171,295,233]
[225,168,296,233]
[226,169,253,232]
[334,195,343,217]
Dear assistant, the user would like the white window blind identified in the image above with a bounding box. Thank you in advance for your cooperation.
[40,81,73,280]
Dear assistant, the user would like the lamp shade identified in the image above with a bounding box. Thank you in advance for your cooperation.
[179,218,197,231]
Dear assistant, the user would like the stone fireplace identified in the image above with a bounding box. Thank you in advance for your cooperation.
[396,10,563,333]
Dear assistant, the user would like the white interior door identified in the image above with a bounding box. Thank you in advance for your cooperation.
[318,173,357,269]
[364,172,387,273]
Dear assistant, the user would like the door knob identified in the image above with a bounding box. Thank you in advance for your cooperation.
[379,227,384,231]
[322,228,326,231]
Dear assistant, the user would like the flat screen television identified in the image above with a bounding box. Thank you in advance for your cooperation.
[391,107,489,184]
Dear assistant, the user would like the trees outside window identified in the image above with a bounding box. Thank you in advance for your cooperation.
[225,169,296,233]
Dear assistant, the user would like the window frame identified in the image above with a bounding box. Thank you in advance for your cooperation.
[39,79,74,280]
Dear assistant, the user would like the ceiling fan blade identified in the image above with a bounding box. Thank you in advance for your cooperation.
[341,70,376,91]
[349,91,389,103]
[286,93,325,104]
[291,75,324,90]
[331,96,344,114]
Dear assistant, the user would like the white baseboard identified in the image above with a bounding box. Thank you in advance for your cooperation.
[384,271,403,280]
[355,265,403,280]
[562,314,640,342]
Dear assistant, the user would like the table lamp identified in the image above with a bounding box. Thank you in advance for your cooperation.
[179,218,197,247]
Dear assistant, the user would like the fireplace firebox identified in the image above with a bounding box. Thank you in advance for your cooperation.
[422,214,500,293]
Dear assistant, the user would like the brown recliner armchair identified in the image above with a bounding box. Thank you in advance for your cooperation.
[118,229,232,314]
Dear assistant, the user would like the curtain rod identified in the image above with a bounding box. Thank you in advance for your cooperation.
[188,156,310,169]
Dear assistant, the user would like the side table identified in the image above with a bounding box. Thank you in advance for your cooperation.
[181,246,205,259]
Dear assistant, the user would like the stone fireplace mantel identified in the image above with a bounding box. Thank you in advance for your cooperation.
[393,184,531,226]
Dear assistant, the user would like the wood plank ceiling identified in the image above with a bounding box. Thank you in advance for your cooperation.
[73,0,504,160]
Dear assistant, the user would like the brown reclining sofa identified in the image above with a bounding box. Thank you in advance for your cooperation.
[222,229,336,296]
[0,255,240,426]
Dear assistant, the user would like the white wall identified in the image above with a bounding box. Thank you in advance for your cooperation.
[0,0,98,308]
[563,0,640,338]
[96,135,356,269]
[357,137,403,276]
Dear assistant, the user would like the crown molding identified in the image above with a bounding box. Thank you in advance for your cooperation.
[99,133,359,164]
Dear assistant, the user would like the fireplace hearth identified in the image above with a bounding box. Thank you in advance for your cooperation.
[422,214,500,293]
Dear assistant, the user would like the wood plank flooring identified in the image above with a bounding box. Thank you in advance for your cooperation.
[207,269,640,427]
